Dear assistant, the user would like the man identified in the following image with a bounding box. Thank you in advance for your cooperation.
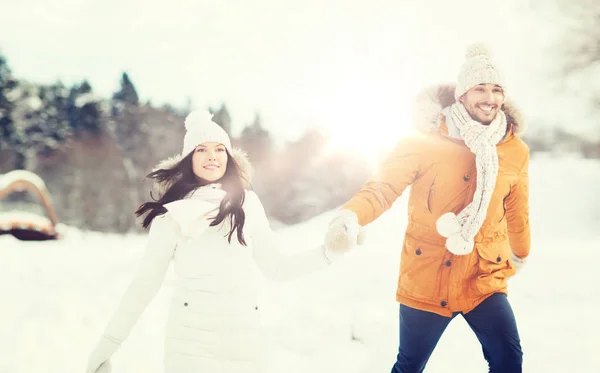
[324,43,530,373]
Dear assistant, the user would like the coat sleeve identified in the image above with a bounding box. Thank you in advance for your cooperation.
[246,191,330,282]
[341,136,423,226]
[102,215,179,342]
[504,148,531,259]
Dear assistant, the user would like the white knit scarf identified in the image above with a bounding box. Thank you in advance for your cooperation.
[187,183,227,204]
[436,102,507,255]
[164,183,227,239]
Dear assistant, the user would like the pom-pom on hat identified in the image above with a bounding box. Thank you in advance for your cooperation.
[181,110,232,157]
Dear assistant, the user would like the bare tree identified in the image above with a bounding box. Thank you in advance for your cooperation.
[557,0,600,75]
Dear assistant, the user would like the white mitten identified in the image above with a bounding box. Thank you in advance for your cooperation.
[510,252,527,274]
[324,210,366,255]
[86,335,121,373]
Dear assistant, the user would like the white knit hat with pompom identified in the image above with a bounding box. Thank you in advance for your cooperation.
[181,110,232,157]
[455,43,506,99]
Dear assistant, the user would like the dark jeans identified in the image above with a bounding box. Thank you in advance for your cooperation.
[391,293,523,373]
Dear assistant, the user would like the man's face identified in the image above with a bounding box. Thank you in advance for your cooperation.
[459,83,505,124]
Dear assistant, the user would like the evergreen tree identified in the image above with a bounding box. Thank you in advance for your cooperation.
[9,81,70,168]
[67,80,102,134]
[209,103,232,135]
[112,72,139,105]
[0,52,17,150]
[238,112,272,165]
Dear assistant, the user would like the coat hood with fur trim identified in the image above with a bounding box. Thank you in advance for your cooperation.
[412,84,527,137]
[151,148,253,198]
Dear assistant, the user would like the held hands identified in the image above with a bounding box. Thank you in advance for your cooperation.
[86,334,121,373]
[324,210,366,256]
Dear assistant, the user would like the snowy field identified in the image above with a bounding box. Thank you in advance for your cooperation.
[1,155,599,373]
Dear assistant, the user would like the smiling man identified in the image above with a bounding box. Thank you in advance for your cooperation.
[324,43,530,373]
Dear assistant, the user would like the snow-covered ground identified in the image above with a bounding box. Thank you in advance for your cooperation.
[1,155,599,373]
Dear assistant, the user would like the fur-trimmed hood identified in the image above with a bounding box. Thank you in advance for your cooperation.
[412,84,526,136]
[151,148,253,198]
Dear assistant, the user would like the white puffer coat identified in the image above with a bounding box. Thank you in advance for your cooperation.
[100,185,331,373]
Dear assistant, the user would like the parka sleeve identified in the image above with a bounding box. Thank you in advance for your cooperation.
[246,191,330,282]
[504,149,531,259]
[341,136,423,226]
[102,215,179,342]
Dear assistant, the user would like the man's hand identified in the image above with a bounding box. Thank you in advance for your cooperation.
[324,210,366,254]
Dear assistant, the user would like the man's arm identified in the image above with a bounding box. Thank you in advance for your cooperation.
[342,136,423,226]
[505,149,531,259]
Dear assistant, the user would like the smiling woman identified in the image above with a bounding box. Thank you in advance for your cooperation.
[192,142,229,181]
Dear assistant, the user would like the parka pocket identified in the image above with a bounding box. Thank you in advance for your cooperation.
[472,243,511,295]
[399,237,445,301]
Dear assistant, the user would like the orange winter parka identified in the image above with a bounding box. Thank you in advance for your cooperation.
[342,85,531,317]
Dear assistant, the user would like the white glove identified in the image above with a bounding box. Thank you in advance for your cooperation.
[510,252,527,274]
[324,210,366,255]
[86,335,121,373]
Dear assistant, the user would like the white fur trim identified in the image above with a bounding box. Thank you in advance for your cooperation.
[230,148,253,187]
[412,84,526,136]
[152,154,183,173]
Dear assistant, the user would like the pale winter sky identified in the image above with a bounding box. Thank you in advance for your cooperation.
[0,0,592,152]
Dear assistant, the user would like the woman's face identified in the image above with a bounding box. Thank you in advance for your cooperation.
[191,142,228,182]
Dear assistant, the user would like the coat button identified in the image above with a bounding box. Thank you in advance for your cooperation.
[463,174,470,182]
[496,256,501,263]
[440,300,447,307]
[445,260,452,267]
[416,248,422,255]
[255,306,258,310]
[184,302,188,307]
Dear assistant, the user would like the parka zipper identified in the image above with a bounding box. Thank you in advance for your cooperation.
[427,176,437,213]
[499,185,513,223]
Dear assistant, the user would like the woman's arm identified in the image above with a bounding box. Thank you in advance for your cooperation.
[87,214,179,372]
[246,191,331,282]
[103,214,179,342]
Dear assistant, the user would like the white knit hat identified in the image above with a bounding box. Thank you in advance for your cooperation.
[181,110,232,156]
[455,43,506,100]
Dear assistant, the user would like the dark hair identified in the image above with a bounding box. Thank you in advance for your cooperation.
[135,149,247,245]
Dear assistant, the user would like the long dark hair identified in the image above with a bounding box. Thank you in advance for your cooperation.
[135,149,247,245]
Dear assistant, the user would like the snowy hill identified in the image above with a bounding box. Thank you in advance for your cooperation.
[1,155,599,373]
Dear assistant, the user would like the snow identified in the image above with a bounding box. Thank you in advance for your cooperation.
[74,92,101,108]
[0,169,49,192]
[1,155,599,373]
[0,211,53,231]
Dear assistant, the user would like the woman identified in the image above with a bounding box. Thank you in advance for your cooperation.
[86,110,335,373]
